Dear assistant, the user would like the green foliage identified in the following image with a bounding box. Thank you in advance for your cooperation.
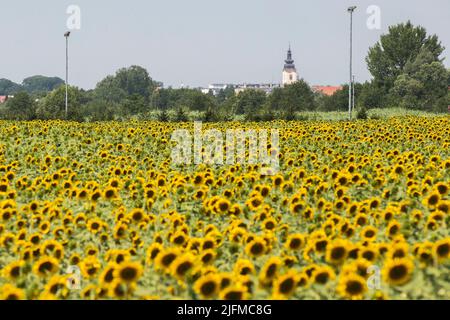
[367,21,444,91]
[356,106,368,120]
[36,86,85,120]
[234,89,267,116]
[157,109,169,122]
[267,80,315,117]
[0,76,64,96]
[391,48,448,110]
[95,66,156,104]
[0,79,22,95]
[0,91,35,120]
[22,76,64,94]
[175,107,189,122]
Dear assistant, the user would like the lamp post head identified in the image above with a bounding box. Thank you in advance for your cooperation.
[348,6,357,13]
[64,31,71,37]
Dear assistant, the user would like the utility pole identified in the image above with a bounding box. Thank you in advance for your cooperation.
[348,6,356,121]
[64,31,71,119]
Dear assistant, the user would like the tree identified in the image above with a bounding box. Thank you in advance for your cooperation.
[0,79,22,95]
[94,66,157,104]
[358,82,386,109]
[391,48,448,110]
[1,91,35,120]
[279,80,315,117]
[115,66,152,100]
[121,94,147,115]
[367,21,445,93]
[234,90,267,116]
[36,86,84,120]
[22,75,64,94]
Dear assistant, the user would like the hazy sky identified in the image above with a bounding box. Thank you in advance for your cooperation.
[1,0,449,89]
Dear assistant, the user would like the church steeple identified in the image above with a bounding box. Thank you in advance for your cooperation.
[282,44,299,86]
[284,45,295,69]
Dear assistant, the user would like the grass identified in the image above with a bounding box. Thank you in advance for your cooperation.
[133,108,447,122]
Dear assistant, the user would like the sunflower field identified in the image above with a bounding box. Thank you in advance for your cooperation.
[0,116,449,300]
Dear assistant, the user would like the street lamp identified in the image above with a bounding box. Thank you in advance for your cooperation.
[348,6,356,120]
[64,31,71,119]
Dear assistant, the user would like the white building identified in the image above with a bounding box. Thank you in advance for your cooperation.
[201,84,235,95]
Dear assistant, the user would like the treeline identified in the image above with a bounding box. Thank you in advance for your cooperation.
[0,21,449,122]
[0,76,65,96]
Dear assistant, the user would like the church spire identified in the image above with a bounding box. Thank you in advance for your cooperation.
[284,45,295,69]
[282,44,299,86]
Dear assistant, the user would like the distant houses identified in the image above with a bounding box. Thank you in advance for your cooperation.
[201,83,281,96]
[312,86,343,96]
[0,95,10,104]
[200,47,343,97]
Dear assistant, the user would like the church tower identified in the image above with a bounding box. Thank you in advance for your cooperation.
[282,45,299,86]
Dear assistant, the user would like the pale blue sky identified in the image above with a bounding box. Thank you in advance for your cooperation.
[0,0,449,89]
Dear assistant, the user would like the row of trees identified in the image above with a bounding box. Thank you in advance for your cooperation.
[1,21,449,121]
[0,76,65,96]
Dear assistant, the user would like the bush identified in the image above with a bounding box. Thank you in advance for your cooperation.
[356,107,368,120]
[157,109,169,122]
[175,107,189,122]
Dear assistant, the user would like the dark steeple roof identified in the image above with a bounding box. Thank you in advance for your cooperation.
[284,45,296,70]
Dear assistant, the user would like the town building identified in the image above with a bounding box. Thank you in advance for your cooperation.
[201,46,343,97]
[282,46,299,87]
[312,85,343,96]
[0,96,9,104]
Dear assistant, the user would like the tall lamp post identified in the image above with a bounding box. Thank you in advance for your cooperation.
[348,6,356,120]
[64,31,71,119]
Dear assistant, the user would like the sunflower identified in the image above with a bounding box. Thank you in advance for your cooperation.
[387,242,409,260]
[2,260,24,280]
[80,256,102,279]
[128,208,146,224]
[43,275,69,298]
[359,246,378,262]
[97,263,117,287]
[432,238,450,262]
[194,273,220,299]
[219,283,249,300]
[87,218,103,234]
[434,182,448,196]
[272,270,298,299]
[245,237,267,258]
[311,265,336,285]
[386,220,401,238]
[325,239,349,265]
[215,198,231,214]
[155,248,181,272]
[423,191,440,208]
[382,258,414,286]
[0,284,25,300]
[360,226,378,241]
[337,274,367,300]
[33,256,59,277]
[246,196,263,211]
[113,222,128,240]
[199,249,217,265]
[259,257,282,286]
[146,243,163,263]
[108,280,129,299]
[285,233,306,251]
[103,187,118,200]
[69,253,81,265]
[170,253,195,280]
[234,259,255,276]
[114,261,143,284]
